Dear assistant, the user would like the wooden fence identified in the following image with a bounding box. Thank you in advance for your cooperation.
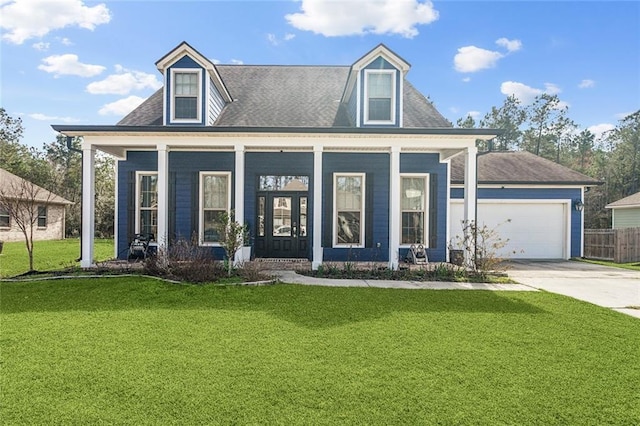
[584,228,640,263]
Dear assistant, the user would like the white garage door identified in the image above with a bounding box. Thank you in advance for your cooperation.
[449,200,569,259]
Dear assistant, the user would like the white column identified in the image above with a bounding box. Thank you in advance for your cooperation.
[81,144,95,268]
[234,144,246,264]
[389,146,401,270]
[156,144,169,249]
[312,145,323,270]
[463,146,478,267]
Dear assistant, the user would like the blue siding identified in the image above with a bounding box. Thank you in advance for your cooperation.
[451,187,583,257]
[401,153,448,262]
[245,152,314,250]
[165,55,206,126]
[360,57,401,128]
[322,153,390,262]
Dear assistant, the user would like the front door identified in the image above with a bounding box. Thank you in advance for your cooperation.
[255,192,309,259]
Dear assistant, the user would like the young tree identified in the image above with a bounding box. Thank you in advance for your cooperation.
[215,210,249,276]
[604,110,640,198]
[456,115,476,128]
[522,94,576,162]
[0,173,56,272]
[479,95,527,151]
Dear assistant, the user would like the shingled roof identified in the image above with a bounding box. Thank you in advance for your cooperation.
[450,151,601,185]
[0,168,73,205]
[606,191,640,208]
[118,64,452,128]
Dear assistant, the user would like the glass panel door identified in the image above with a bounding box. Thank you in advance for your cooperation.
[273,196,292,237]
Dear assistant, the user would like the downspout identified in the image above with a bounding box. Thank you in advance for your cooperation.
[66,136,82,262]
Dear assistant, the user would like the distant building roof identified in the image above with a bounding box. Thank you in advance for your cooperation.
[117,64,452,129]
[606,191,640,208]
[450,151,601,185]
[0,168,73,205]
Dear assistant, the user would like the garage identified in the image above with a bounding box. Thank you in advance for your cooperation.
[449,200,570,259]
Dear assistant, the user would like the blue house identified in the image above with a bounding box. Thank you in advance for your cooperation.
[53,42,597,268]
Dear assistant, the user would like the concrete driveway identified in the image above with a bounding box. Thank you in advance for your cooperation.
[507,260,640,318]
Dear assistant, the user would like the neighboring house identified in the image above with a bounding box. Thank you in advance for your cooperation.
[450,152,600,259]
[52,42,592,268]
[606,191,640,229]
[0,168,72,242]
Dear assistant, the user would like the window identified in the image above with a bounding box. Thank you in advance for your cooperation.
[136,172,158,237]
[0,207,9,228]
[200,172,231,244]
[334,173,365,247]
[172,69,201,121]
[401,175,429,245]
[365,70,395,124]
[37,206,47,228]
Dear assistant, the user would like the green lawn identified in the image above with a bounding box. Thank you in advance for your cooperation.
[2,278,638,425]
[0,239,113,278]
[576,257,640,271]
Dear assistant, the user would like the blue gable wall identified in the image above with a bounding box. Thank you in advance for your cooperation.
[401,153,448,262]
[451,187,583,257]
[165,55,207,126]
[359,57,401,128]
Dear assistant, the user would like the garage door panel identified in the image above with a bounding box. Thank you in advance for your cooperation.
[449,201,567,259]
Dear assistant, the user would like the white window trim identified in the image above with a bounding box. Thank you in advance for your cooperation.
[135,171,158,234]
[399,174,430,248]
[333,172,366,248]
[363,69,396,125]
[199,171,232,246]
[170,68,202,124]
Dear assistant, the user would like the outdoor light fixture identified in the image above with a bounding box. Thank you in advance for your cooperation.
[573,199,585,211]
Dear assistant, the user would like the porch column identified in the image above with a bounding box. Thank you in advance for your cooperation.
[81,143,95,268]
[234,144,246,264]
[156,144,169,248]
[312,145,323,270]
[389,146,401,270]
[463,146,478,266]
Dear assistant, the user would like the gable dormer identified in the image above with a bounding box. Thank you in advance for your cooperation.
[155,42,232,126]
[342,44,410,128]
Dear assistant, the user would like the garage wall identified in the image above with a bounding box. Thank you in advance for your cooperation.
[450,187,583,258]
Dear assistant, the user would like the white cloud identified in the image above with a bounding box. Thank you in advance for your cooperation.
[454,46,503,73]
[500,81,567,106]
[467,111,481,119]
[615,111,633,120]
[29,112,79,123]
[86,65,162,95]
[268,32,297,46]
[38,53,105,77]
[495,37,522,53]
[230,59,244,65]
[98,95,145,116]
[32,41,49,50]
[267,33,278,45]
[285,0,438,38]
[462,77,471,83]
[587,123,615,140]
[0,0,111,44]
[284,33,296,41]
[60,37,72,46]
[578,79,595,89]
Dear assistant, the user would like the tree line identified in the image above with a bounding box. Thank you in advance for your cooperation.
[456,94,639,229]
[0,108,114,239]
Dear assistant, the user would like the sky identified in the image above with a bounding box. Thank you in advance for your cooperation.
[1,0,638,149]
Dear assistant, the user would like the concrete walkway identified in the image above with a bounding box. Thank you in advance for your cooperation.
[507,260,640,318]
[272,270,535,291]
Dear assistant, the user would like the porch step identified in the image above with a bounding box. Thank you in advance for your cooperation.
[252,258,311,271]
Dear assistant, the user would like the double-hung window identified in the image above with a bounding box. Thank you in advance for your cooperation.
[400,175,429,245]
[136,172,158,237]
[172,69,201,121]
[37,206,47,228]
[365,70,395,124]
[334,173,365,247]
[200,172,231,245]
[0,207,10,228]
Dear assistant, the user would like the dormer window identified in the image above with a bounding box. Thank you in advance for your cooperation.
[171,69,201,122]
[364,69,396,125]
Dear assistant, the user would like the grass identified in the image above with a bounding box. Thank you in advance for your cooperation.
[2,278,639,425]
[576,257,640,271]
[0,239,114,278]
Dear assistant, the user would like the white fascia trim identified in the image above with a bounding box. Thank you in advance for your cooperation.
[169,68,203,124]
[333,172,366,248]
[198,171,232,247]
[352,46,410,74]
[135,171,157,234]
[450,184,589,189]
[355,72,361,127]
[363,69,397,126]
[398,173,430,248]
[114,160,119,259]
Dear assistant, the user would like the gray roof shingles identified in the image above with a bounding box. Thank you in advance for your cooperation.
[606,191,640,208]
[450,151,601,185]
[118,64,452,128]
